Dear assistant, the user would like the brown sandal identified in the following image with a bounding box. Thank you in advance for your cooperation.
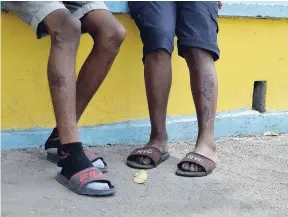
[176,152,216,177]
[127,147,170,169]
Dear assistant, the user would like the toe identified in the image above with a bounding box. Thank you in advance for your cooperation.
[189,163,195,172]
[138,156,144,164]
[194,164,203,172]
[198,165,204,172]
[142,157,152,165]
[181,163,190,171]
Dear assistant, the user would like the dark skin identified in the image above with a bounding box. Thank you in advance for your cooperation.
[135,3,222,171]
[45,10,81,144]
[44,9,126,145]
[217,1,222,9]
[47,4,221,170]
[75,10,126,122]
[137,48,217,172]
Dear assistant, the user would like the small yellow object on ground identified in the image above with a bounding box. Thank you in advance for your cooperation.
[133,170,148,184]
[263,131,279,136]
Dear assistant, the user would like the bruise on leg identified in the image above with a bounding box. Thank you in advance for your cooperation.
[47,63,67,90]
[43,10,81,144]
[47,11,81,53]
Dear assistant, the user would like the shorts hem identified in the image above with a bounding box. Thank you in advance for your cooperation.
[142,39,174,63]
[72,2,109,20]
[31,2,68,39]
[178,38,220,61]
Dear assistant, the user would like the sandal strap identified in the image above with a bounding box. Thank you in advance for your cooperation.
[83,149,105,164]
[177,152,216,173]
[68,167,111,191]
[127,147,163,166]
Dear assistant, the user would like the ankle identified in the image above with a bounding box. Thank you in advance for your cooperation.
[57,142,83,156]
[150,130,168,141]
[197,130,214,141]
[195,138,216,151]
[57,125,80,144]
[57,142,93,179]
[147,138,168,153]
[150,135,168,143]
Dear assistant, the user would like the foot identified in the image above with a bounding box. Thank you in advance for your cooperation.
[181,141,217,172]
[137,139,168,165]
[45,128,105,169]
[58,142,109,191]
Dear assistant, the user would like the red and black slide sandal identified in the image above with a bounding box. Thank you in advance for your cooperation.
[56,167,115,196]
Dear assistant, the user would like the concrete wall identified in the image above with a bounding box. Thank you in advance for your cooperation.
[1,2,288,149]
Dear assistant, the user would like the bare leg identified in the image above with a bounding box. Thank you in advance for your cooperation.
[182,48,218,172]
[45,10,125,145]
[138,49,172,165]
[45,11,125,172]
[45,10,112,191]
[76,10,126,121]
[44,10,81,144]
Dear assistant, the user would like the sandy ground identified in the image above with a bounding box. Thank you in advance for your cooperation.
[1,134,288,217]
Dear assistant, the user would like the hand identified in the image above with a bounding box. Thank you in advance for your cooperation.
[217,1,222,9]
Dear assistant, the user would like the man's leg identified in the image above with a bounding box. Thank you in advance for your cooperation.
[45,3,125,168]
[45,11,111,189]
[183,48,218,172]
[45,6,116,193]
[6,1,114,193]
[46,10,114,192]
[45,10,81,145]
[176,1,220,174]
[143,49,171,153]
[7,0,87,171]
[75,9,126,121]
[126,2,176,167]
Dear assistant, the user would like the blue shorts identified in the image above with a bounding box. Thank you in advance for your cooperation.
[128,1,220,61]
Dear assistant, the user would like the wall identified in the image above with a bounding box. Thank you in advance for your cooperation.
[1,2,288,149]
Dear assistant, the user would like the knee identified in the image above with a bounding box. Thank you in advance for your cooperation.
[184,48,214,72]
[93,24,126,54]
[113,24,127,45]
[49,16,81,47]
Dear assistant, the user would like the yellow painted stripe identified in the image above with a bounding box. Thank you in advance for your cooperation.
[1,14,288,130]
